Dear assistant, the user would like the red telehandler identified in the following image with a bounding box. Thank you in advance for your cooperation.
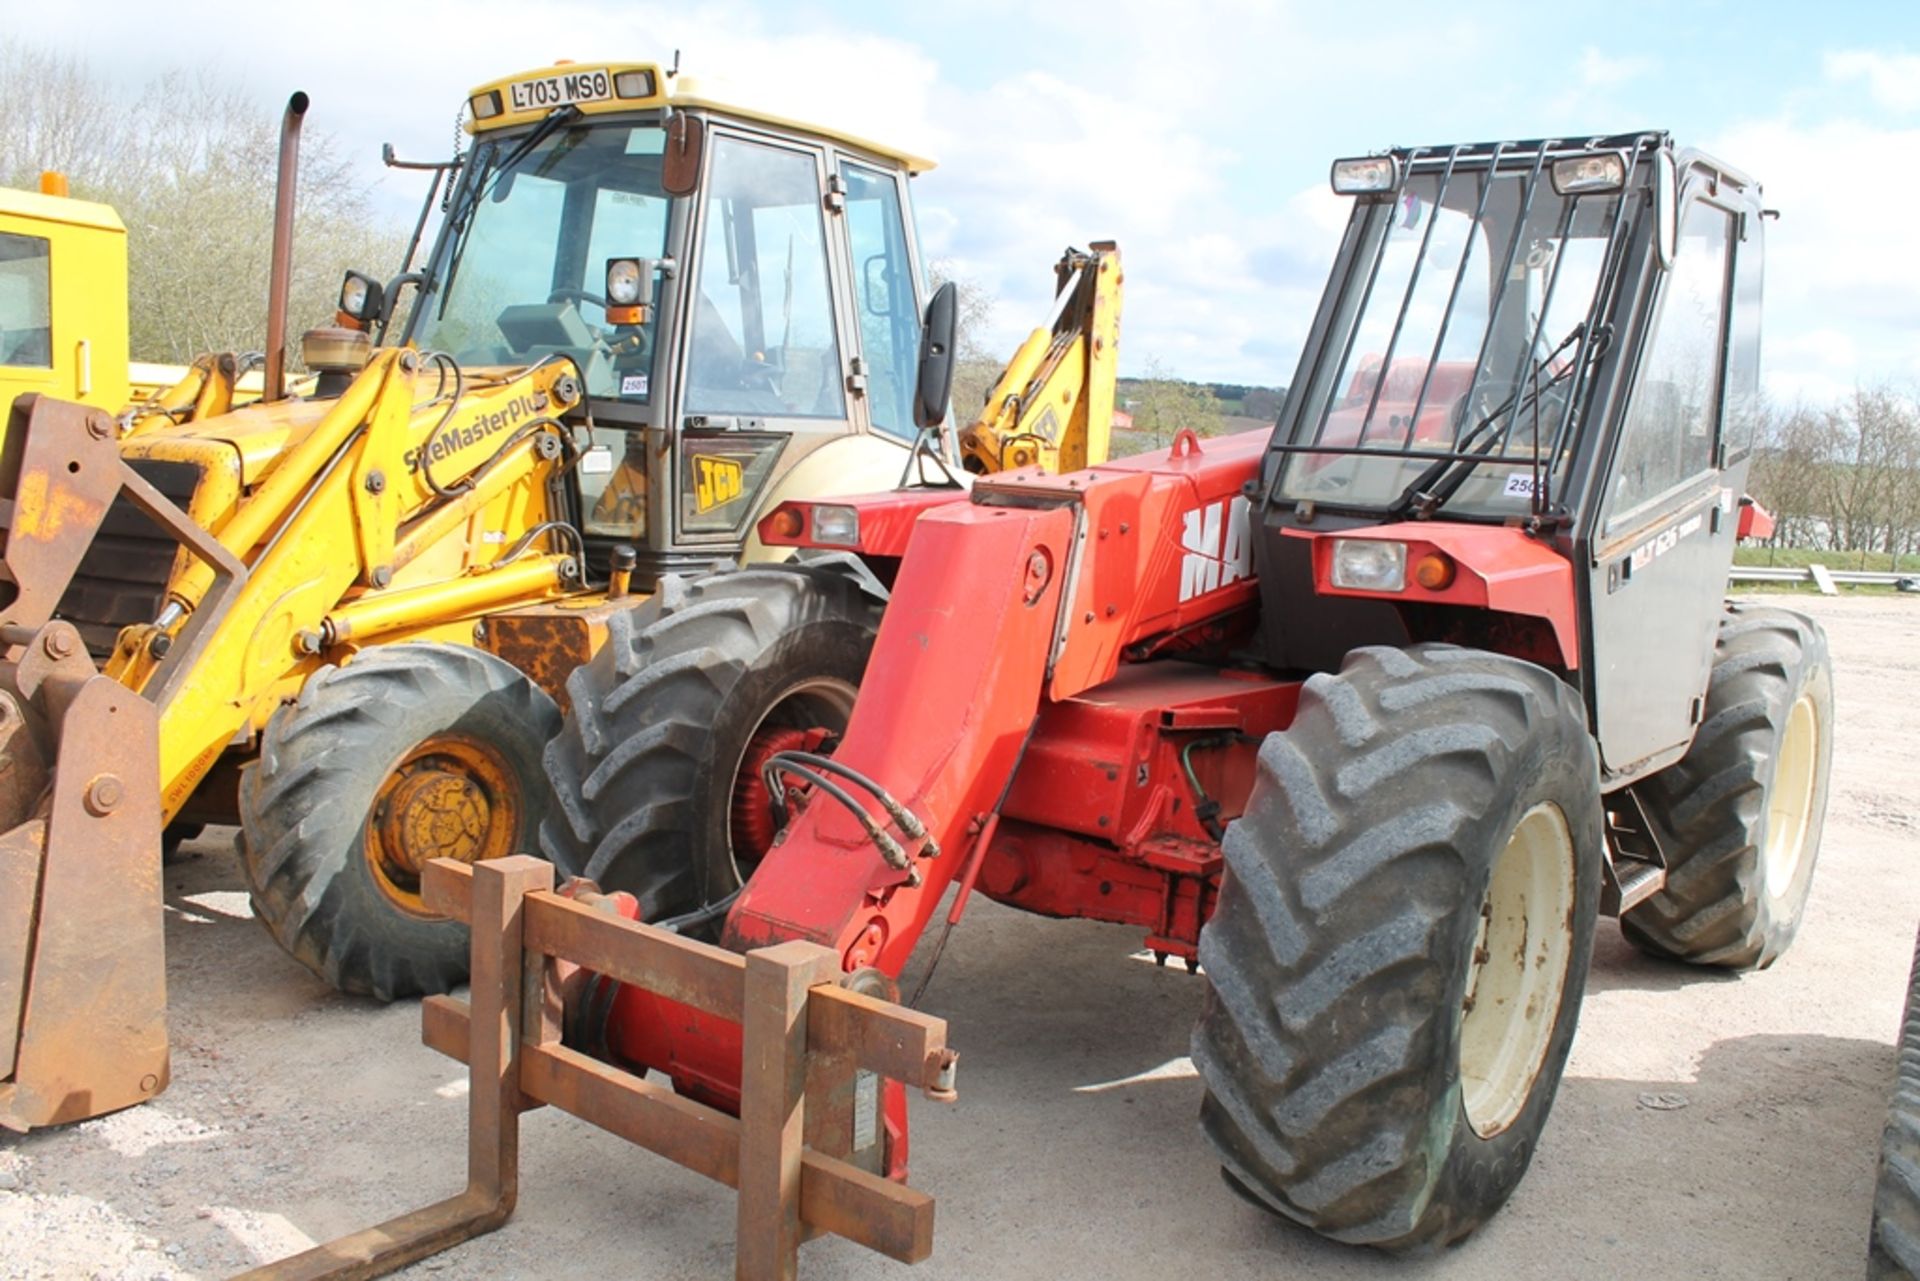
[270,132,1831,1276]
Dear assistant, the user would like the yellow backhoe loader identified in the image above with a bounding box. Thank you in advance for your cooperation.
[0,174,133,417]
[0,60,1122,1131]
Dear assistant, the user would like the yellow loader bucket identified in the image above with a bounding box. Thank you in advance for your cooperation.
[0,394,241,1130]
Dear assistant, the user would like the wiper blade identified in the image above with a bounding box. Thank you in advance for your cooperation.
[491,105,581,185]
[430,106,581,325]
[1387,324,1585,520]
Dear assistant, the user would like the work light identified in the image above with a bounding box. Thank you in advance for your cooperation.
[336,271,384,328]
[1330,156,1399,196]
[614,70,656,99]
[1551,153,1627,196]
[606,259,643,306]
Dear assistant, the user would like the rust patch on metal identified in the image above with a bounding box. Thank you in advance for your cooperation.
[0,664,167,1132]
[480,596,630,713]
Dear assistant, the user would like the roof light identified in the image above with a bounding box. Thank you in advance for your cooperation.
[614,70,656,99]
[1330,539,1406,592]
[1551,152,1626,196]
[470,90,503,121]
[1330,156,1399,196]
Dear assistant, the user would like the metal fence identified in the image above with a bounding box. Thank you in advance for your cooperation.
[1730,565,1920,591]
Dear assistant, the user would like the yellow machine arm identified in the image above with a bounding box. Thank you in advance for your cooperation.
[958,242,1121,475]
[106,351,584,814]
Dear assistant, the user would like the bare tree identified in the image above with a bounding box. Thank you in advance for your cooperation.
[1748,398,1834,548]
[928,259,1005,422]
[1129,356,1223,445]
[0,41,405,366]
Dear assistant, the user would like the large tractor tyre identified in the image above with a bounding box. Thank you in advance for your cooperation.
[1192,644,1603,1251]
[1871,926,1920,1278]
[239,644,560,1001]
[1620,604,1833,970]
[539,562,885,921]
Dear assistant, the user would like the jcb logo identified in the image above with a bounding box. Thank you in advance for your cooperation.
[1178,496,1253,602]
[693,455,744,513]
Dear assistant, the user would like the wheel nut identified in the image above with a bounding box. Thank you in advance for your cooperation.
[84,774,124,816]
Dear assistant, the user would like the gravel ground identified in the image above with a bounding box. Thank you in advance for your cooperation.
[3,592,1916,1280]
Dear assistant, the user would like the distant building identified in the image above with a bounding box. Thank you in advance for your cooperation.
[1112,408,1135,432]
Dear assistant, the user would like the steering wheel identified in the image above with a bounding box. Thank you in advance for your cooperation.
[547,288,607,310]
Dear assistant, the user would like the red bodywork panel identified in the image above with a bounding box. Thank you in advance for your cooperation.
[987,661,1300,959]
[1737,495,1776,541]
[604,432,1274,1117]
[757,485,967,557]
[1290,521,1581,668]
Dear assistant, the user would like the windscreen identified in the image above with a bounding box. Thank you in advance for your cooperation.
[1276,158,1631,518]
[412,124,670,403]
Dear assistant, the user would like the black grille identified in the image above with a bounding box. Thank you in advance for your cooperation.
[57,458,202,660]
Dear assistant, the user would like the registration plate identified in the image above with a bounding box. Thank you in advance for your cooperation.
[508,69,612,113]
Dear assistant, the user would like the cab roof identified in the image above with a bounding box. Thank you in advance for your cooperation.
[0,185,126,235]
[465,61,936,174]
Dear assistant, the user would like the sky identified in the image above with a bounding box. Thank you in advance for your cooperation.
[12,0,1920,404]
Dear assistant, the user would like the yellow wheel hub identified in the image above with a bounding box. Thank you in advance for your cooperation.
[367,735,519,915]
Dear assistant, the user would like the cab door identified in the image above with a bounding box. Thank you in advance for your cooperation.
[1586,186,1758,781]
[673,130,851,547]
[832,156,926,447]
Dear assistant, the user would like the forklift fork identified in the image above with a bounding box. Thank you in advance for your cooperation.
[243,856,958,1281]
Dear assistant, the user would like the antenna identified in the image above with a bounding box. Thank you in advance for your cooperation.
[669,50,681,79]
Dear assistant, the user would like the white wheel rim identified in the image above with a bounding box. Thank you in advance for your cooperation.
[1460,801,1577,1139]
[1762,693,1819,901]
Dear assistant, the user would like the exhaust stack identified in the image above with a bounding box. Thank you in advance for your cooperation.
[264,91,309,403]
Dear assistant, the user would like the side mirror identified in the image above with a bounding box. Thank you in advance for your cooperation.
[663,112,704,198]
[913,282,958,430]
[1654,151,1678,271]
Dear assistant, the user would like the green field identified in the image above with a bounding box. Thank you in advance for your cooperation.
[1734,545,1913,572]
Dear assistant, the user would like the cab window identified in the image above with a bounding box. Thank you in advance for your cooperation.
[1605,201,1733,531]
[0,233,52,368]
[1721,226,1763,461]
[685,137,844,419]
[840,162,920,440]
[412,125,669,405]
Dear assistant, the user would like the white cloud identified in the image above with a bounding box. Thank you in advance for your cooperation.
[1710,115,1920,400]
[1824,50,1920,114]
[14,2,1919,402]
[1576,47,1655,90]
[1545,45,1657,125]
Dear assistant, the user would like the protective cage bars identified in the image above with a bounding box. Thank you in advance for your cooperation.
[241,856,958,1281]
[1262,132,1664,513]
